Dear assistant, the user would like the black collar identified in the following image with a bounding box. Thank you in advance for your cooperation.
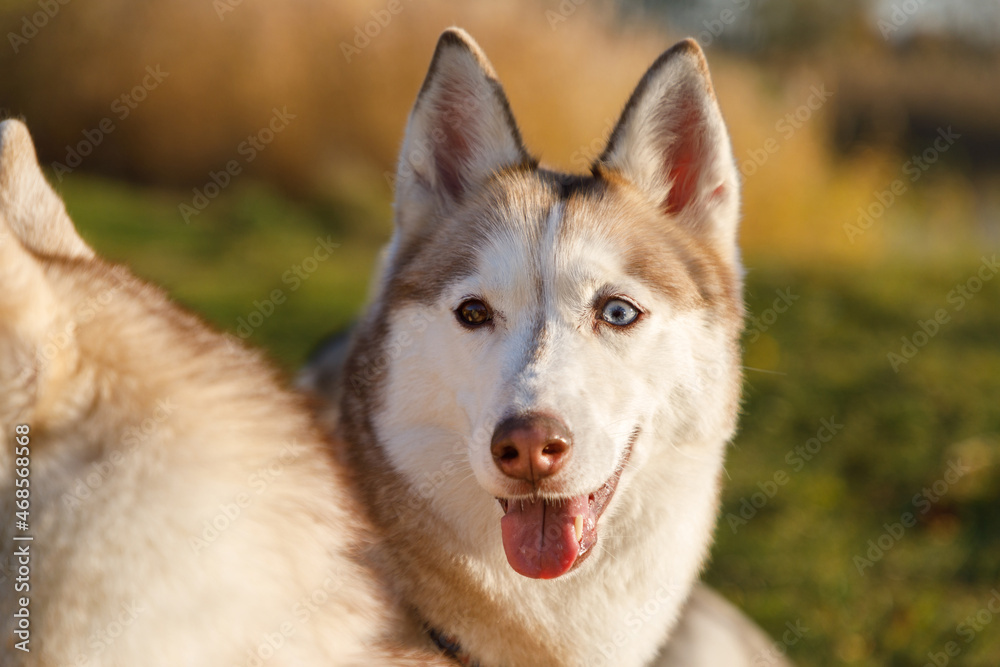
[428,626,481,666]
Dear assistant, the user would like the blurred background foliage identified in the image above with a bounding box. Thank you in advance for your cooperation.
[2,0,998,664]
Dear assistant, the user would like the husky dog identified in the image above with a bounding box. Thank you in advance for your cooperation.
[0,119,450,666]
[302,28,792,667]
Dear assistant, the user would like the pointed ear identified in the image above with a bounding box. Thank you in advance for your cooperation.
[0,209,57,337]
[0,207,60,422]
[394,28,532,234]
[597,40,740,261]
[0,119,93,260]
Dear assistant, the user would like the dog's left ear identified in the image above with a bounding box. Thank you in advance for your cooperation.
[394,28,532,236]
[597,40,739,261]
[0,119,93,260]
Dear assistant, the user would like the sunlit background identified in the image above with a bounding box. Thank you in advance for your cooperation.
[2,1,998,664]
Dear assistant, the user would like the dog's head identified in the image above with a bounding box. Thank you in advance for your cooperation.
[348,29,743,580]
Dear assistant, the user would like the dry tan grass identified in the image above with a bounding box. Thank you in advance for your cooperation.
[1,0,913,259]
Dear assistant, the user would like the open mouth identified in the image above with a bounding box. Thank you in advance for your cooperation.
[496,427,638,579]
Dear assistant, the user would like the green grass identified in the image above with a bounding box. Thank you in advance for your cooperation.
[59,173,1000,666]
[712,259,1000,666]
[58,173,392,369]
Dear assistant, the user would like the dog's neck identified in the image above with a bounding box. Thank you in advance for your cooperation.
[343,401,726,667]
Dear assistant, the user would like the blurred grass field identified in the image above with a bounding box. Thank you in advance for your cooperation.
[56,170,1000,667]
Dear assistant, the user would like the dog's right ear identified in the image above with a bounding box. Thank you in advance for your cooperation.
[0,119,93,260]
[394,28,532,237]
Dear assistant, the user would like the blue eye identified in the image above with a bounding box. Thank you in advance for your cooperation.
[600,298,640,327]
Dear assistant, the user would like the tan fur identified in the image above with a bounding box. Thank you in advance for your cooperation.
[0,120,92,261]
[0,119,451,667]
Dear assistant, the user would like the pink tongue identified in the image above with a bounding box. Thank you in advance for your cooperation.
[500,496,588,579]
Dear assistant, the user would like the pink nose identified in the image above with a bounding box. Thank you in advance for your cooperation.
[490,413,572,483]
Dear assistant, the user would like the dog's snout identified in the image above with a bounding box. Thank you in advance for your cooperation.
[490,413,572,483]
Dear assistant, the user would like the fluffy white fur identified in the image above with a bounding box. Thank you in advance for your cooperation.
[0,119,450,667]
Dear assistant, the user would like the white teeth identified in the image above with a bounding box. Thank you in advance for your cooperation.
[573,515,583,542]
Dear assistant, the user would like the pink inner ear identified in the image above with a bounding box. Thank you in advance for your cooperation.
[432,83,478,200]
[662,103,706,216]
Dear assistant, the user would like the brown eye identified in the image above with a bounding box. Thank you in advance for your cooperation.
[456,299,492,327]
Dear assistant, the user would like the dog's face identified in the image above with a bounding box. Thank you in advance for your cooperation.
[353,30,743,581]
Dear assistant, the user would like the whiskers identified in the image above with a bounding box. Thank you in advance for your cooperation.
[665,439,715,464]
[741,365,786,376]
[592,539,620,564]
